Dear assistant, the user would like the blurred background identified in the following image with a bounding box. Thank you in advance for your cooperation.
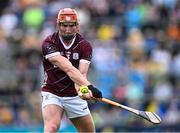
[0,0,179,132]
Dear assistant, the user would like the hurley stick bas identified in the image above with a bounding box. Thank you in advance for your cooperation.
[99,98,161,124]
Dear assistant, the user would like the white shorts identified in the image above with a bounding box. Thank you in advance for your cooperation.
[41,91,90,119]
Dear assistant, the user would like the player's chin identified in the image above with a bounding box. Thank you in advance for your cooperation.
[62,34,75,40]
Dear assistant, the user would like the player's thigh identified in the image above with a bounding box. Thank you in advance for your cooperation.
[42,104,64,126]
[70,114,95,132]
[41,92,64,125]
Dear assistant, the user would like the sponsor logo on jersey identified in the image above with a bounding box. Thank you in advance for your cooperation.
[46,44,58,54]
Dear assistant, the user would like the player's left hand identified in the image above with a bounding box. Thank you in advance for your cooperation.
[87,85,103,98]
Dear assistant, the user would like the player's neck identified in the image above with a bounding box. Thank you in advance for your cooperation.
[63,39,73,46]
[59,35,76,48]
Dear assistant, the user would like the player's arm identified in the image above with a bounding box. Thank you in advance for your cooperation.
[48,55,91,87]
[78,61,89,78]
[49,55,102,98]
[75,60,90,89]
[77,61,94,99]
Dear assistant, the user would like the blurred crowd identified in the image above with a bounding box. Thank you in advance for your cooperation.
[0,0,179,132]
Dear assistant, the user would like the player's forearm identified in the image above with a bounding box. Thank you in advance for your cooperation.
[65,65,90,85]
[49,56,91,86]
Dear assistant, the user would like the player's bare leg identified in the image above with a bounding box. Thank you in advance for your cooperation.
[70,114,95,132]
[42,104,64,132]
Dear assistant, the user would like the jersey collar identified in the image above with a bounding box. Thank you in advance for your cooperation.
[59,35,76,50]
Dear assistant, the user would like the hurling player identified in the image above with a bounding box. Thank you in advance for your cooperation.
[41,8,102,132]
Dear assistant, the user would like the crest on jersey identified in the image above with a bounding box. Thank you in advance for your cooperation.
[73,53,79,60]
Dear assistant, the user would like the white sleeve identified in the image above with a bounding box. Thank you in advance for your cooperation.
[45,52,61,59]
[80,59,91,65]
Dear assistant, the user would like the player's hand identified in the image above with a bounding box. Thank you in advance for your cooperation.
[78,89,93,100]
[88,85,103,98]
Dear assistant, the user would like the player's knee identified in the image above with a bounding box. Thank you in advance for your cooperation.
[44,123,59,132]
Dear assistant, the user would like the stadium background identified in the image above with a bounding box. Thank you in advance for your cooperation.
[0,0,179,132]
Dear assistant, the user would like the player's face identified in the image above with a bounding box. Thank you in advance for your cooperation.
[58,22,79,40]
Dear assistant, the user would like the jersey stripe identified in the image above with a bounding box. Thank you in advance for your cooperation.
[80,59,91,64]
[45,52,61,59]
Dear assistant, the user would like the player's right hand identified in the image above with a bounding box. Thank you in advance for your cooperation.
[78,89,93,100]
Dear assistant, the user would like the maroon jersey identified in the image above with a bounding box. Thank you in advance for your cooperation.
[41,32,92,97]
